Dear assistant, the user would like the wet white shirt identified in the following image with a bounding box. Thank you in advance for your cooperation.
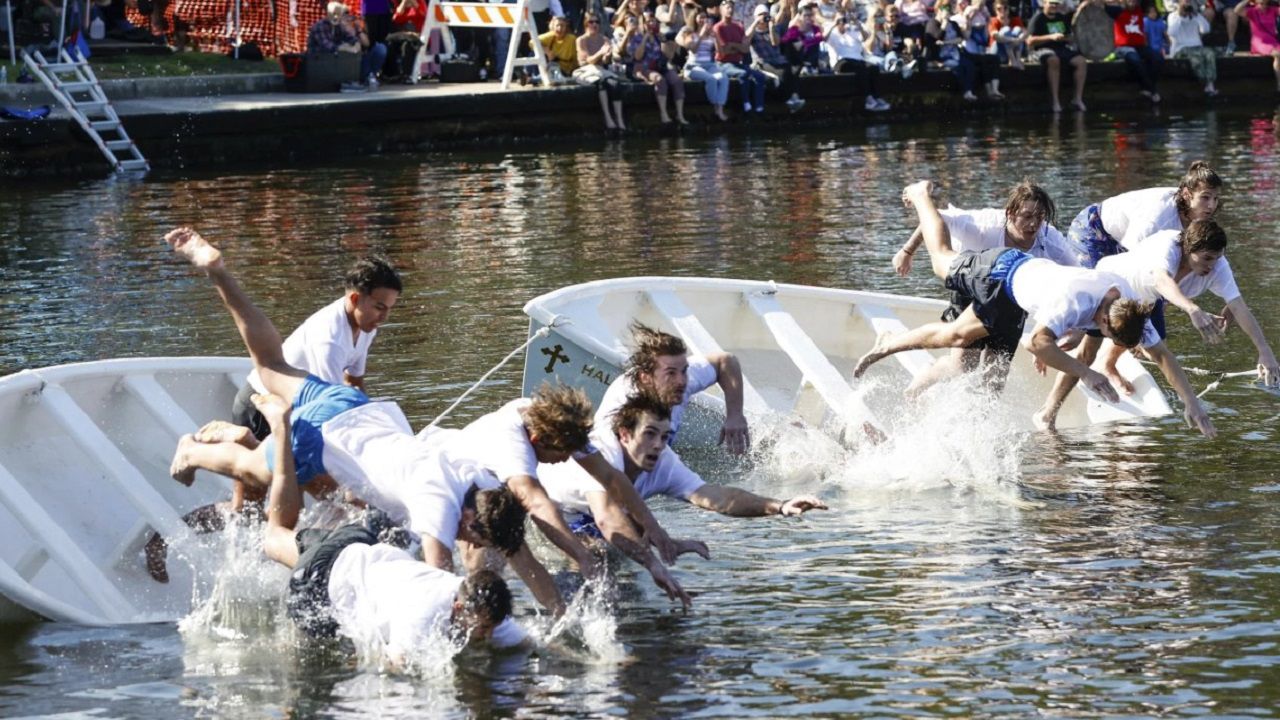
[1010,259,1161,348]
[328,543,526,659]
[594,355,719,441]
[322,402,494,549]
[941,206,1079,266]
[1095,229,1241,306]
[537,428,705,521]
[1098,187,1181,250]
[249,297,375,393]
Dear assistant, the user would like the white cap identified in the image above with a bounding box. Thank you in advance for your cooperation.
[754,2,769,14]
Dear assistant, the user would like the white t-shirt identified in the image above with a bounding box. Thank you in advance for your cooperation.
[537,428,706,521]
[825,25,866,63]
[328,543,526,659]
[941,206,1079,266]
[1167,11,1209,55]
[1010,259,1161,348]
[249,297,376,393]
[1098,187,1182,250]
[438,398,595,486]
[322,402,495,549]
[594,355,719,442]
[1095,229,1241,306]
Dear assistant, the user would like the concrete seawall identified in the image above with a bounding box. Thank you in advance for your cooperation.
[1,55,1276,177]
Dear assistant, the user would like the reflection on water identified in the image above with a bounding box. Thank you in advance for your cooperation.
[3,108,1280,717]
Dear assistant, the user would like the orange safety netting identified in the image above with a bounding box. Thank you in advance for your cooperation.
[126,0,363,57]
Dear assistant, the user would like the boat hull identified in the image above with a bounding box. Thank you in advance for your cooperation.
[0,357,249,625]
[522,277,1172,442]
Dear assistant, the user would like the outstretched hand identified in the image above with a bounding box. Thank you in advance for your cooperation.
[719,414,751,455]
[1188,308,1226,345]
[1184,402,1217,438]
[779,495,828,516]
[1082,368,1120,403]
[648,562,693,611]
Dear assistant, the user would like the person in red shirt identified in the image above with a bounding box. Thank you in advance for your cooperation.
[1101,0,1163,102]
[988,0,1026,69]
[714,0,769,112]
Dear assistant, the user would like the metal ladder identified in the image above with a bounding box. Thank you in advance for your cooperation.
[20,47,149,173]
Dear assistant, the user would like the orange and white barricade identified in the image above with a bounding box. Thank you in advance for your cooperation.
[416,0,550,89]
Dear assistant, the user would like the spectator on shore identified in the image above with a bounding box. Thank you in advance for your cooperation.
[781,1,825,73]
[1144,3,1169,56]
[627,10,691,123]
[895,0,933,60]
[1027,0,1088,112]
[1168,0,1218,96]
[679,8,733,120]
[1102,0,1163,104]
[935,0,965,71]
[879,4,921,74]
[827,12,892,109]
[749,3,808,111]
[308,2,388,91]
[363,0,393,46]
[612,0,646,39]
[953,0,1002,99]
[716,0,770,113]
[575,12,627,131]
[1227,0,1280,92]
[989,0,1027,68]
[537,15,579,82]
[387,0,431,81]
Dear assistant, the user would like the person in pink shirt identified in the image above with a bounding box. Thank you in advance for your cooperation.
[1228,0,1280,92]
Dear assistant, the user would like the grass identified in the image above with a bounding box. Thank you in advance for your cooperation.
[0,51,276,82]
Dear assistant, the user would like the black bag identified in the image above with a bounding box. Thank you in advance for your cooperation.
[440,59,483,82]
[386,31,424,79]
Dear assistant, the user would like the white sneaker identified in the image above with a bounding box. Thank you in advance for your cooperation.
[902,59,917,79]
[340,81,368,93]
[744,102,753,112]
[874,98,891,111]
[864,96,879,110]
[786,96,805,112]
[479,67,488,80]
[366,74,379,90]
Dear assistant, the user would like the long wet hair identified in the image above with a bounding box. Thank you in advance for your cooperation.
[1174,160,1224,218]
[524,383,594,454]
[1004,180,1056,226]
[623,321,687,380]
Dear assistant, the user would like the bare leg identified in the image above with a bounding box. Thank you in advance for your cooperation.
[164,227,307,403]
[904,347,975,397]
[1045,55,1062,112]
[854,307,990,378]
[170,434,271,489]
[1070,56,1087,110]
[195,420,259,449]
[675,98,687,123]
[1033,334,1103,431]
[902,180,956,280]
[613,100,627,130]
[597,89,617,129]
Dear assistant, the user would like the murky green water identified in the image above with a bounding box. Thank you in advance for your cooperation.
[3,107,1280,718]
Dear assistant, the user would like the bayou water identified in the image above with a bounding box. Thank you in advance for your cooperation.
[3,107,1280,718]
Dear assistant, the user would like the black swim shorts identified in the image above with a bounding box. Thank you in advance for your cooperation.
[285,523,379,639]
[942,248,1029,361]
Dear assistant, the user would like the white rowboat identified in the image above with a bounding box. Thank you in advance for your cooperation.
[521,277,1173,443]
[0,357,249,625]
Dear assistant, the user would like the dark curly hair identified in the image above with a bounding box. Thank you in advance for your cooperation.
[610,389,673,437]
[524,383,594,454]
[465,485,527,556]
[457,569,513,629]
[1175,161,1224,218]
[344,255,403,295]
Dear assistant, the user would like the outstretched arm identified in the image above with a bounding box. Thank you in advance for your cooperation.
[259,394,302,569]
[1025,326,1120,403]
[1144,341,1216,437]
[575,453,709,564]
[1153,271,1225,344]
[507,542,567,616]
[1225,298,1280,386]
[706,352,750,454]
[585,491,693,609]
[507,474,599,577]
[893,226,925,277]
[687,484,827,517]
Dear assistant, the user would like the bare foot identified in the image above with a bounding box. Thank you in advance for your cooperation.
[1031,407,1057,432]
[194,419,258,448]
[1052,102,1063,113]
[901,180,934,207]
[1070,99,1087,112]
[164,227,223,268]
[1105,366,1135,395]
[144,531,169,583]
[250,392,291,429]
[853,331,896,378]
[170,434,198,486]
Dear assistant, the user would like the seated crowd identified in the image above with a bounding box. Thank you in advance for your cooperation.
[303,0,1279,112]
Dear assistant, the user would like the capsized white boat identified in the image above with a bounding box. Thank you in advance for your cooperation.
[0,357,249,625]
[521,277,1172,444]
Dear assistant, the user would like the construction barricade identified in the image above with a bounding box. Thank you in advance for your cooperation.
[415,0,548,89]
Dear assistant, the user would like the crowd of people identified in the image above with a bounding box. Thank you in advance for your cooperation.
[300,0,1280,118]
[157,227,825,661]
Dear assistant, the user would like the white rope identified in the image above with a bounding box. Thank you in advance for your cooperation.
[424,318,566,431]
[1138,360,1260,399]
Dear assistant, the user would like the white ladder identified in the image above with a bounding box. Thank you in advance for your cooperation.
[21,47,149,173]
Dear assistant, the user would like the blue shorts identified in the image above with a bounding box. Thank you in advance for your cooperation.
[1067,204,1124,269]
[263,375,370,484]
[568,513,605,540]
